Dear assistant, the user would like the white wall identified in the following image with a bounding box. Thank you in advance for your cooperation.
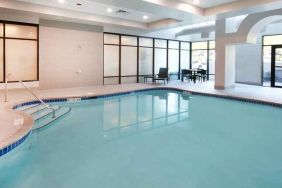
[235,43,262,85]
[39,20,104,89]
[234,22,282,86]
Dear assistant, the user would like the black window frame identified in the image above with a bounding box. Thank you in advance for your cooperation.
[103,32,191,84]
[0,20,39,83]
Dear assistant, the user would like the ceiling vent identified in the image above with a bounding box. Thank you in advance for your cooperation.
[116,9,129,15]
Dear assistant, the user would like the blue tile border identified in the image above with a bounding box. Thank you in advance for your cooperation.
[13,87,282,110]
[0,131,31,157]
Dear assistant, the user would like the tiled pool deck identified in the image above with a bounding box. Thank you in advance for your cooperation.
[0,81,282,155]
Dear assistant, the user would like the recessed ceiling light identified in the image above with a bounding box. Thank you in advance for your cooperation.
[107,8,113,13]
[58,0,64,4]
[76,3,82,6]
[143,15,149,20]
[193,0,200,4]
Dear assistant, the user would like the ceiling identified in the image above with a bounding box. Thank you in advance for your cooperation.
[179,0,240,8]
[18,0,163,23]
[0,0,281,39]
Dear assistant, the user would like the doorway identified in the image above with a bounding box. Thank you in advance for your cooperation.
[271,46,282,87]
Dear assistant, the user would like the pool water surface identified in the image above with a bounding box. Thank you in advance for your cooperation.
[1,90,282,188]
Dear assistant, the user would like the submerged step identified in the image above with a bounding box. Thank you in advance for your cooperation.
[23,104,48,115]
[33,107,71,130]
[16,103,40,111]
[32,105,60,121]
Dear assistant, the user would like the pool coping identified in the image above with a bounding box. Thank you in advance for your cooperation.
[1,86,282,157]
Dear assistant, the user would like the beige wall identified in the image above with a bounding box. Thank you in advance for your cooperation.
[39,20,103,89]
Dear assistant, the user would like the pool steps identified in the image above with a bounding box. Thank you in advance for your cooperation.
[33,107,71,130]
[17,104,71,131]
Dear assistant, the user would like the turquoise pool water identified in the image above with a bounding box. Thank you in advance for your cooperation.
[1,90,282,188]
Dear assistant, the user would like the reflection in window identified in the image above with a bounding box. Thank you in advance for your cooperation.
[0,23,3,37]
[209,50,216,80]
[264,35,282,46]
[181,49,190,70]
[0,39,3,82]
[104,34,119,45]
[168,49,179,80]
[139,38,153,47]
[275,48,282,87]
[121,46,137,76]
[139,47,153,82]
[262,35,282,87]
[5,24,37,39]
[263,46,271,86]
[103,34,192,84]
[1,22,38,82]
[192,41,208,50]
[139,47,153,75]
[6,39,37,81]
[154,48,167,74]
[192,50,207,70]
[104,45,119,77]
[155,39,167,48]
[121,36,137,46]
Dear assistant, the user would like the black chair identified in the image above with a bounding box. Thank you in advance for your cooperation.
[153,68,169,85]
[196,69,207,82]
[181,69,193,82]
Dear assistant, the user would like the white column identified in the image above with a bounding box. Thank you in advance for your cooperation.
[214,19,236,89]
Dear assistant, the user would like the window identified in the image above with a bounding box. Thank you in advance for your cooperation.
[6,40,38,81]
[154,48,167,75]
[139,37,153,47]
[104,34,120,85]
[208,41,216,80]
[191,41,208,70]
[0,38,3,82]
[180,42,190,70]
[139,38,153,82]
[0,22,39,83]
[192,41,208,50]
[262,35,282,86]
[192,50,207,69]
[139,48,153,76]
[191,40,216,80]
[263,35,282,46]
[121,36,137,46]
[103,33,191,84]
[168,41,180,80]
[155,39,167,48]
[104,34,119,45]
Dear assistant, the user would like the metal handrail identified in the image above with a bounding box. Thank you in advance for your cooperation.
[5,74,56,118]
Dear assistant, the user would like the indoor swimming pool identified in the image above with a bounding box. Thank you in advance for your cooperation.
[1,89,282,188]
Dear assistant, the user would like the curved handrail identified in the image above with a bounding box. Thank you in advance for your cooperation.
[4,74,56,118]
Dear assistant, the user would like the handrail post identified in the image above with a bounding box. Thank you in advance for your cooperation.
[3,74,56,118]
[4,77,8,102]
[4,73,11,102]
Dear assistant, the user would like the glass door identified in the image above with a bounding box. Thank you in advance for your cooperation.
[271,46,282,87]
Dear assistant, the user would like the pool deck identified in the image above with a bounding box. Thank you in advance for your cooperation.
[0,81,282,152]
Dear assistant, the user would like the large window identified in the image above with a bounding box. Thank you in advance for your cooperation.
[191,40,215,80]
[262,35,282,86]
[180,42,190,70]
[168,41,180,80]
[103,33,191,84]
[139,37,153,82]
[208,41,216,80]
[121,36,138,84]
[0,22,39,83]
[154,39,167,75]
